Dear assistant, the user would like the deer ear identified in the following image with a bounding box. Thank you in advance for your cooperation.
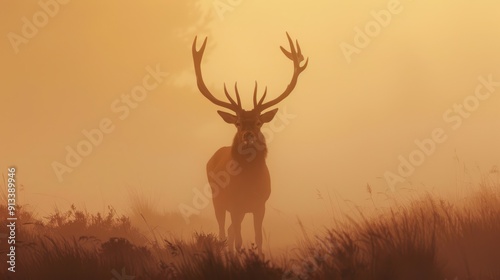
[217,111,237,124]
[260,108,278,123]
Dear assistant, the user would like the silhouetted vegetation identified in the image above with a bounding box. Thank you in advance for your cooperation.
[1,177,499,279]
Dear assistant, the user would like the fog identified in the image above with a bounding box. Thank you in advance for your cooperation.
[1,0,499,248]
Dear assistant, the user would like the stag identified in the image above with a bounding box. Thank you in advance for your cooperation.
[192,33,308,255]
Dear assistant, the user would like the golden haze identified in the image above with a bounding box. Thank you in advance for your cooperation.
[0,0,499,247]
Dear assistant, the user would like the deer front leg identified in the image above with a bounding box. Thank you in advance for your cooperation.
[214,203,226,240]
[229,211,245,252]
[227,224,234,252]
[253,206,265,257]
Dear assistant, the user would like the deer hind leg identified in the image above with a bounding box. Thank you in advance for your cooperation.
[253,206,265,257]
[227,224,234,252]
[229,211,245,252]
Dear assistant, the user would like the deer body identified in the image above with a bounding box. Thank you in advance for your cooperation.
[207,144,271,214]
[207,146,271,251]
[192,33,308,255]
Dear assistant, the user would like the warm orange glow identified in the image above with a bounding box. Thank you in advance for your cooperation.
[1,0,499,252]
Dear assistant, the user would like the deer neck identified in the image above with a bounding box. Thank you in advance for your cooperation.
[231,133,268,164]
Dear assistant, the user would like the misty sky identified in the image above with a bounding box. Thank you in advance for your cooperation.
[1,0,499,235]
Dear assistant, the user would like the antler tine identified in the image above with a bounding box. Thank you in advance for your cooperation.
[295,39,309,73]
[192,36,207,61]
[234,82,242,107]
[223,83,240,108]
[255,33,308,112]
[286,32,296,57]
[192,36,240,112]
[253,81,258,108]
[252,81,269,109]
[296,39,301,57]
[258,87,267,106]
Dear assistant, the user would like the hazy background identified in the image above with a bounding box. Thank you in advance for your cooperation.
[1,0,499,247]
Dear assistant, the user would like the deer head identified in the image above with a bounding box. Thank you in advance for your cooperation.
[192,33,308,148]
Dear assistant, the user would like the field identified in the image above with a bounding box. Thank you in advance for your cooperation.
[1,175,499,280]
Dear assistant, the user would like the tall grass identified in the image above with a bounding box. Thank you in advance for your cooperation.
[286,179,500,280]
[1,178,499,279]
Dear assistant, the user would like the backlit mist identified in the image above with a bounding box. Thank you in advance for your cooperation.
[1,0,499,248]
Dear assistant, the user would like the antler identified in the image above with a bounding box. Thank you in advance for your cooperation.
[254,32,308,112]
[192,36,242,112]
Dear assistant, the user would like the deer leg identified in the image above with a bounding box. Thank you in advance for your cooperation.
[230,211,245,252]
[214,204,226,240]
[253,206,265,257]
[227,224,235,252]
